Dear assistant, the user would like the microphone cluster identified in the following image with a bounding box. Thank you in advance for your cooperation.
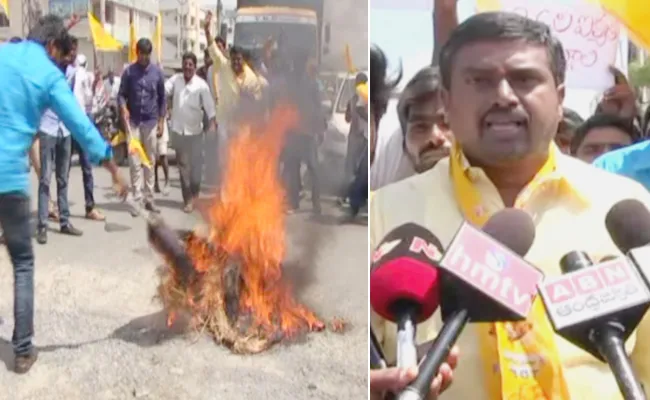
[370,199,650,400]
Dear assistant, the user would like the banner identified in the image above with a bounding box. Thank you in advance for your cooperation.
[88,12,123,51]
[477,0,621,90]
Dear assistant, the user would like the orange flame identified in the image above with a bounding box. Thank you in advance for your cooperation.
[177,104,322,339]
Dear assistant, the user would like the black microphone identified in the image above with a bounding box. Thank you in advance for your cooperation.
[369,224,444,368]
[608,199,650,288]
[398,209,543,400]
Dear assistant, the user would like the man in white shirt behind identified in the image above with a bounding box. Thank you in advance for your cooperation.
[166,52,217,213]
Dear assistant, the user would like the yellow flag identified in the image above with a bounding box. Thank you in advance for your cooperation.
[592,0,650,51]
[128,19,137,63]
[0,0,8,17]
[356,82,368,104]
[476,0,501,11]
[344,44,356,73]
[87,12,123,51]
[153,13,162,63]
[128,138,152,168]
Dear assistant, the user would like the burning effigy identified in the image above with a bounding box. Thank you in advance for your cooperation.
[149,105,328,354]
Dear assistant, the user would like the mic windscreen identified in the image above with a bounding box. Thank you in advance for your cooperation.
[482,208,536,257]
[605,199,650,253]
[370,223,443,323]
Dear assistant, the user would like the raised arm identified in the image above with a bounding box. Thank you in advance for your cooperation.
[204,11,228,71]
[432,0,459,66]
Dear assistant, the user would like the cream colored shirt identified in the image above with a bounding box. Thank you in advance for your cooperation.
[207,42,261,122]
[164,74,215,136]
[370,153,650,399]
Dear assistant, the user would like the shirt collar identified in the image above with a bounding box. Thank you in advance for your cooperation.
[458,143,590,207]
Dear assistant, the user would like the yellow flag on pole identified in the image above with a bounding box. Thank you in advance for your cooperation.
[87,12,123,51]
[153,12,162,63]
[344,44,356,73]
[591,0,650,51]
[128,16,137,63]
[0,0,8,17]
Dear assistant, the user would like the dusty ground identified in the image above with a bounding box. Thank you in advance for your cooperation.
[0,166,368,400]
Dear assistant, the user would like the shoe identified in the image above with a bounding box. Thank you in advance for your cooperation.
[144,202,161,214]
[85,208,105,221]
[183,203,194,213]
[36,228,47,244]
[14,351,37,374]
[61,225,83,236]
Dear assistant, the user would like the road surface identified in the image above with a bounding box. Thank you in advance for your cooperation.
[0,165,368,400]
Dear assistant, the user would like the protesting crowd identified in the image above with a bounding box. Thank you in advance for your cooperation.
[369,0,650,398]
[0,5,363,375]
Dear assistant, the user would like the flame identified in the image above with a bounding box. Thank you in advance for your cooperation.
[157,104,324,352]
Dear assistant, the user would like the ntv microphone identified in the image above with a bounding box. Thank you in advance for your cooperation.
[399,209,545,400]
[536,200,650,400]
[369,223,444,368]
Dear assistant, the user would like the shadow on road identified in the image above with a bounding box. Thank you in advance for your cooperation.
[0,311,186,371]
[110,311,185,347]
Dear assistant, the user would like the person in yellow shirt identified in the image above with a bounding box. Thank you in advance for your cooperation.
[371,12,650,400]
[203,11,261,136]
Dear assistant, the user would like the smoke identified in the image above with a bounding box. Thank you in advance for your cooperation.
[283,217,333,298]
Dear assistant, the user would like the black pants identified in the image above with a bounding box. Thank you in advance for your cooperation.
[71,137,95,213]
[175,133,204,205]
[348,141,368,215]
[282,134,321,213]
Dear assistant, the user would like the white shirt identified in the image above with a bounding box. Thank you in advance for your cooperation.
[165,73,216,136]
[73,65,93,114]
[370,127,416,190]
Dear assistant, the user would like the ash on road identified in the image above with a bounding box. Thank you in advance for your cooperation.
[0,166,368,400]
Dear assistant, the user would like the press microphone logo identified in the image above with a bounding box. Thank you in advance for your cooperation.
[538,257,650,330]
[439,222,544,318]
[371,239,402,264]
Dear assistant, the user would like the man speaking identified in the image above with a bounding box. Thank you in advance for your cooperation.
[370,12,650,399]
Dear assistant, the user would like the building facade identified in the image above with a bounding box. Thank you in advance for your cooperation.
[159,0,215,69]
[0,0,159,74]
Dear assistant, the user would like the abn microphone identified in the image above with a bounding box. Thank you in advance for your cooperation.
[370,223,444,368]
[398,209,544,400]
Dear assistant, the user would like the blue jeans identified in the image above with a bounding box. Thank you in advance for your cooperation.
[72,137,95,213]
[0,192,35,355]
[38,132,72,229]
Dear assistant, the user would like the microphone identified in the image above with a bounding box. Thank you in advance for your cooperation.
[369,223,444,368]
[536,199,650,400]
[398,209,543,400]
[607,199,650,288]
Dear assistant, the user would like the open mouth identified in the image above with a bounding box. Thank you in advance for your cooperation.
[483,119,527,138]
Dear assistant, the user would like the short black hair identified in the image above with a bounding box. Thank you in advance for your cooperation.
[370,45,401,128]
[9,36,22,43]
[230,45,243,57]
[355,72,368,85]
[27,14,74,56]
[570,113,639,155]
[396,66,441,134]
[182,52,197,66]
[215,37,226,47]
[136,38,153,55]
[558,107,584,136]
[439,12,566,90]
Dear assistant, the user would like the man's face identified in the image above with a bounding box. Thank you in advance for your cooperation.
[217,41,226,53]
[231,53,244,74]
[183,57,196,80]
[137,51,151,67]
[405,95,452,172]
[442,40,564,166]
[574,126,632,163]
[554,126,574,154]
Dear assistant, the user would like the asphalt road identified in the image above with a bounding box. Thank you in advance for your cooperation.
[0,165,368,400]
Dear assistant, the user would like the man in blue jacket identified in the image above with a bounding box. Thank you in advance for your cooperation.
[0,15,127,374]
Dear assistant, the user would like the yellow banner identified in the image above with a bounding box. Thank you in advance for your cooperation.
[87,12,123,52]
[153,13,162,63]
[593,0,650,51]
[128,22,137,63]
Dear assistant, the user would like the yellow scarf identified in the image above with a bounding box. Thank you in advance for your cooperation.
[449,142,571,399]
